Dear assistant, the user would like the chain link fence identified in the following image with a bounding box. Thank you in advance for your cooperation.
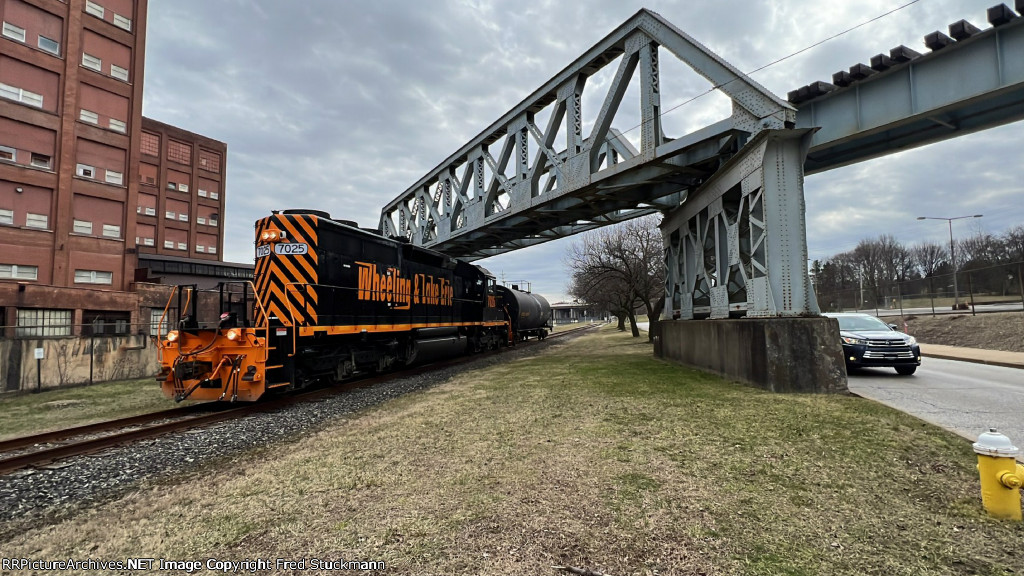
[816,261,1024,316]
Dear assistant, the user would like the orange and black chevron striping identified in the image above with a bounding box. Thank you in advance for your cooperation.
[254,214,320,326]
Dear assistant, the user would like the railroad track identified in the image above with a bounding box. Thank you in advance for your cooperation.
[0,323,598,476]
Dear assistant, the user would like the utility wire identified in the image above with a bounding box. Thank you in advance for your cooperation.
[618,0,924,137]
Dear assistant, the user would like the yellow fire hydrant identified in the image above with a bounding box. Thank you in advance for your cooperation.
[973,429,1023,521]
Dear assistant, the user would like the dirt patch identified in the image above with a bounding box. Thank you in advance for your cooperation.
[900,311,1024,352]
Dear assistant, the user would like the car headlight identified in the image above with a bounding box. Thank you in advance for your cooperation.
[841,336,866,345]
[906,335,917,346]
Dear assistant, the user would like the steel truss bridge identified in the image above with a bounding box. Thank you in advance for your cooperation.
[379,6,1024,319]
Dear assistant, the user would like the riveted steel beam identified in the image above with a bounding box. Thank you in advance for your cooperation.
[796,16,1024,174]
[661,129,820,319]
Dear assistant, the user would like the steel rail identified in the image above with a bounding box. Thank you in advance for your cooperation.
[0,404,212,454]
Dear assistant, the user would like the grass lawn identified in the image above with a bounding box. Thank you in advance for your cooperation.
[2,327,1021,575]
[0,377,184,441]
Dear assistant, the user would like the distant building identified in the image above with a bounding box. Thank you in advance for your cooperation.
[551,301,605,324]
[136,117,225,261]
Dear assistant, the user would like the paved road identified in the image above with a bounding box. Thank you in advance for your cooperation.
[847,358,1024,459]
[639,320,1024,455]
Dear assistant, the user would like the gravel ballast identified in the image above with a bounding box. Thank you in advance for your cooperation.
[0,334,583,539]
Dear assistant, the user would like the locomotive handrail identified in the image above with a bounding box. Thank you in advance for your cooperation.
[155,285,180,357]
[242,280,272,363]
[283,282,314,358]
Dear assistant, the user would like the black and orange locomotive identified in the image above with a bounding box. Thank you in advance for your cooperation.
[157,210,550,402]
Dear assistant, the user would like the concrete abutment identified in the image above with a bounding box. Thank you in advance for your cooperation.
[652,317,848,393]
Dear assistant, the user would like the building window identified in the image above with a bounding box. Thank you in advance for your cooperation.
[198,150,221,172]
[208,246,216,254]
[0,82,43,107]
[105,170,123,185]
[198,189,208,198]
[178,213,188,222]
[143,237,154,246]
[109,118,126,133]
[167,182,177,191]
[0,209,13,225]
[141,133,159,156]
[150,307,174,337]
[102,224,120,238]
[197,217,206,225]
[210,192,219,200]
[75,269,113,284]
[141,132,159,156]
[196,245,205,253]
[30,153,51,169]
[0,263,38,280]
[144,207,155,216]
[38,35,60,55]
[82,53,102,72]
[163,240,174,249]
[113,13,132,31]
[209,218,218,227]
[25,213,48,229]
[110,64,128,82]
[17,309,72,337]
[73,219,93,234]
[167,141,191,165]
[0,145,14,162]
[178,183,188,192]
[85,1,104,19]
[2,21,26,42]
[76,164,95,178]
[84,311,129,336]
[164,211,175,220]
[80,109,99,124]
[177,242,187,251]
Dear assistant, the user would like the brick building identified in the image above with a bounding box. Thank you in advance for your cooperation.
[1,0,149,336]
[135,117,225,261]
[1,0,242,337]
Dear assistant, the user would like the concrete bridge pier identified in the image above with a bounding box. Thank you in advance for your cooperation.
[657,129,847,393]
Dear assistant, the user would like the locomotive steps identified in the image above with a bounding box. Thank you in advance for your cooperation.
[2,326,1021,574]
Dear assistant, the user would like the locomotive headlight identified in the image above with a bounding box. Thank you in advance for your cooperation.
[260,229,286,243]
[166,330,179,343]
[225,328,241,341]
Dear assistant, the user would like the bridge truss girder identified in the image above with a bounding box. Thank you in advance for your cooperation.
[379,8,796,261]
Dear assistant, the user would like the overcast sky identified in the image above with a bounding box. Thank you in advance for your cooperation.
[142,0,1022,302]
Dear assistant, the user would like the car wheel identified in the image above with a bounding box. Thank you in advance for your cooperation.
[895,366,917,376]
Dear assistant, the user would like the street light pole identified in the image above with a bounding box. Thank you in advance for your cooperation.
[917,214,983,309]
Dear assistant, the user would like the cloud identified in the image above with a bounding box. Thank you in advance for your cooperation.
[144,0,1022,302]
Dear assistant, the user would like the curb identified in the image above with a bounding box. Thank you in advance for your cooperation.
[924,353,1024,371]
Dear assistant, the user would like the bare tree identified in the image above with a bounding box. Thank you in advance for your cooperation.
[912,241,946,277]
[1000,225,1024,262]
[565,216,665,339]
[959,231,1002,268]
